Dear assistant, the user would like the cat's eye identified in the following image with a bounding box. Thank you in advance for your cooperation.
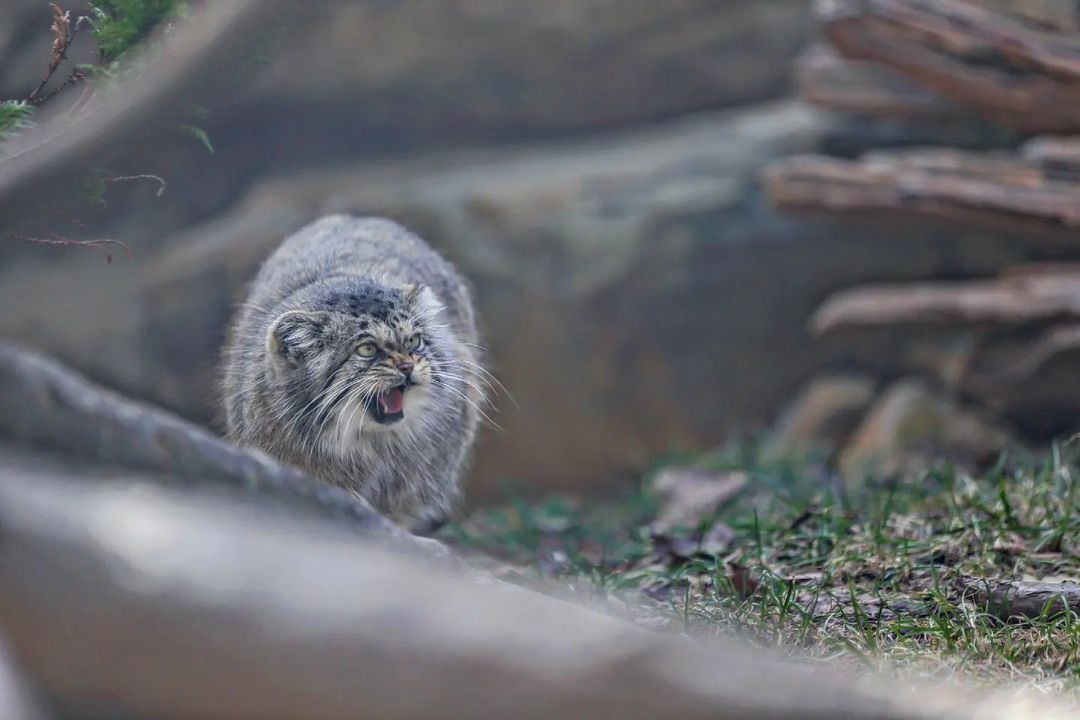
[406,334,422,351]
[356,341,378,358]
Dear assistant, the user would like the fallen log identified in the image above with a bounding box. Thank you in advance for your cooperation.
[1022,136,1080,181]
[968,323,1080,387]
[764,145,1080,235]
[810,273,1080,336]
[817,0,1080,133]
[962,578,1080,619]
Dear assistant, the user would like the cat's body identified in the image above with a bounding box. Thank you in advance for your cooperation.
[222,216,483,531]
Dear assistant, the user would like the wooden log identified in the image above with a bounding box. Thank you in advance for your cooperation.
[963,578,1080,619]
[763,144,1080,235]
[0,464,1059,720]
[810,273,1080,336]
[817,0,1080,133]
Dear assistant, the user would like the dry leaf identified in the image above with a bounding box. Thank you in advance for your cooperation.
[727,561,759,597]
[651,467,749,533]
[48,4,71,73]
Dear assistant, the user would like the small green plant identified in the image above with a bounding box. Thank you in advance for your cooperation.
[90,0,188,64]
[0,1,198,147]
[0,1,209,255]
[0,101,34,140]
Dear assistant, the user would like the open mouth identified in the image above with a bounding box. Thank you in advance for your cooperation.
[368,385,406,424]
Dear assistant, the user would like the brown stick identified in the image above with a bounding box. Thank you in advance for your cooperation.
[962,578,1080,619]
[25,5,86,107]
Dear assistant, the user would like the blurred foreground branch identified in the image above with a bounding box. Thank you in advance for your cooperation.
[0,0,292,224]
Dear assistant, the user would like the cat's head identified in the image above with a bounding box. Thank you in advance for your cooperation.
[265,279,457,450]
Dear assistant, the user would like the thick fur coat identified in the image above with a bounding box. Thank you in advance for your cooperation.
[222,216,485,531]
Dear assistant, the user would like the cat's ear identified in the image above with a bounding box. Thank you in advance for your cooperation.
[402,283,443,320]
[266,310,330,370]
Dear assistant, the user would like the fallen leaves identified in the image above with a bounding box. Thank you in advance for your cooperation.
[650,466,748,534]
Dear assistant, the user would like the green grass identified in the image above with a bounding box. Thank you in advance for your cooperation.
[443,444,1080,699]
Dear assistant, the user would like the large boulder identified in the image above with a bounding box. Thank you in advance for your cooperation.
[0,342,447,556]
[238,1,813,157]
[0,101,1043,498]
[0,0,53,99]
[0,1,814,250]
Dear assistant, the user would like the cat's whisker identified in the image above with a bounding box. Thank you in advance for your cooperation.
[432,378,502,430]
[435,354,510,397]
[429,369,496,409]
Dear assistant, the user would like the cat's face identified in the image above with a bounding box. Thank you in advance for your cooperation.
[266,281,450,451]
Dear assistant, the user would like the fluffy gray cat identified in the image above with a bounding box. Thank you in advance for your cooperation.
[222,215,487,532]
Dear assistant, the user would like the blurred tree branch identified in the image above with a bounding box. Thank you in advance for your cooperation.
[0,0,299,229]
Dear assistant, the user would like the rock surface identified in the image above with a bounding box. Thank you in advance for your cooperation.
[0,342,445,554]
[0,635,41,720]
[0,101,1044,498]
[176,0,812,220]
[0,1,813,247]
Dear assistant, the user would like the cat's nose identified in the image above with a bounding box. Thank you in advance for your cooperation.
[396,360,414,379]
